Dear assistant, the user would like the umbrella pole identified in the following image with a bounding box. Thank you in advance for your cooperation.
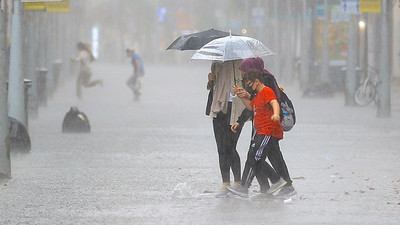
[233,61,237,85]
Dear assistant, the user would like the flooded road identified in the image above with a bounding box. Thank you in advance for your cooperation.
[1,62,399,224]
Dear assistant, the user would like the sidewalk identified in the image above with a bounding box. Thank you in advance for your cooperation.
[0,62,399,224]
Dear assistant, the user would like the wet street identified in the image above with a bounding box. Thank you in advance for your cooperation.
[1,62,399,224]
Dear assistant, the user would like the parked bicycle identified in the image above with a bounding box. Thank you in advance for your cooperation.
[354,67,380,106]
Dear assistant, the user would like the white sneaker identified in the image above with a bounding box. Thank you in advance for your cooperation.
[274,185,297,199]
[215,186,229,198]
[226,184,249,198]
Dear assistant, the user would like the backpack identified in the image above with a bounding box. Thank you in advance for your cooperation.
[62,106,91,133]
[278,89,296,132]
[9,117,31,152]
[262,73,296,132]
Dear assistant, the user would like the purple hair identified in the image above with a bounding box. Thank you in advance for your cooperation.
[239,57,280,98]
[239,57,274,76]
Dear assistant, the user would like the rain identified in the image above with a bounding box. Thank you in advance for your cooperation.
[0,0,400,224]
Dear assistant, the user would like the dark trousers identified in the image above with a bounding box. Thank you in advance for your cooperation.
[268,142,292,186]
[242,153,280,192]
[241,134,292,191]
[126,73,142,98]
[212,105,242,183]
[242,135,279,191]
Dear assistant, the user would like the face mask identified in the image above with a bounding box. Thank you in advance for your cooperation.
[244,82,257,100]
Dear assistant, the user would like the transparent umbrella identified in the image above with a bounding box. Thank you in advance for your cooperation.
[190,35,275,62]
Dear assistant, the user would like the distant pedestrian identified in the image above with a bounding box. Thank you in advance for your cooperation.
[126,48,145,102]
[71,42,103,99]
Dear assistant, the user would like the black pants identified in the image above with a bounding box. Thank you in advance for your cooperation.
[268,142,292,186]
[212,104,242,183]
[241,134,292,191]
[126,73,142,98]
[242,152,280,192]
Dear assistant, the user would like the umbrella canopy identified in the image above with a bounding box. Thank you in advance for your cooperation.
[190,35,275,62]
[166,28,238,51]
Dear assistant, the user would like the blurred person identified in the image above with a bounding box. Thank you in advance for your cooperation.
[206,60,246,198]
[227,58,296,199]
[71,42,103,99]
[126,48,145,102]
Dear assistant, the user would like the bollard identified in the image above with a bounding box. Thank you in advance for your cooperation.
[36,68,48,107]
[28,75,38,120]
[340,67,361,85]
[23,79,31,130]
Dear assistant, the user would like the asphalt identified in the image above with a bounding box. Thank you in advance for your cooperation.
[0,62,399,225]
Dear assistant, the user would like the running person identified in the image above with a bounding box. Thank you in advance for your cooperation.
[71,42,103,99]
[126,48,145,101]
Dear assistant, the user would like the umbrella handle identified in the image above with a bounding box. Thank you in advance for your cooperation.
[233,61,237,85]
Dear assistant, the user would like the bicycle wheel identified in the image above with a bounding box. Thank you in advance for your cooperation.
[355,81,376,106]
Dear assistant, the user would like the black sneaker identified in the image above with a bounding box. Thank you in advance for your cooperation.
[226,184,249,198]
[274,185,297,199]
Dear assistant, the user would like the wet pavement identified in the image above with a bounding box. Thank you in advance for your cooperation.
[1,62,399,224]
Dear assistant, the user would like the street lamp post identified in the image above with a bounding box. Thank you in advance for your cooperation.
[8,0,26,126]
[377,0,391,117]
[345,15,357,106]
[320,0,330,88]
[0,0,11,180]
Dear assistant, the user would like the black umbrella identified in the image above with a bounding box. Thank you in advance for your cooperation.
[166,28,239,51]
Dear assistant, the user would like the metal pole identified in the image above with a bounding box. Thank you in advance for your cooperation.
[286,0,294,83]
[273,0,280,77]
[345,15,357,106]
[0,0,11,179]
[37,13,48,107]
[26,11,38,118]
[300,0,310,91]
[321,0,330,86]
[8,0,25,125]
[359,15,367,83]
[377,0,391,117]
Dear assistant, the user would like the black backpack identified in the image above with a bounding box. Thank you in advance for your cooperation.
[278,89,296,132]
[9,117,31,152]
[62,107,91,133]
